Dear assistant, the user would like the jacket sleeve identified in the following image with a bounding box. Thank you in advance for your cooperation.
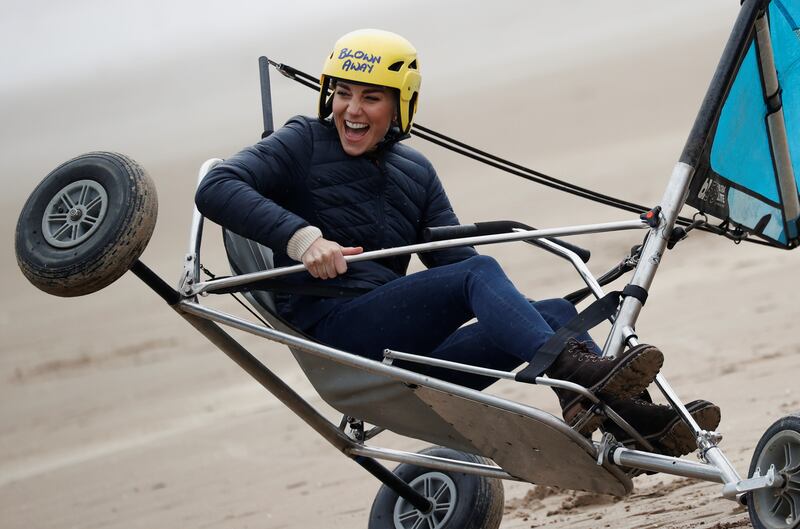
[195,117,313,253]
[417,165,478,269]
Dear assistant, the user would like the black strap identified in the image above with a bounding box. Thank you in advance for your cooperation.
[515,292,622,383]
[622,284,648,306]
[563,264,634,305]
[514,283,650,383]
[208,277,371,298]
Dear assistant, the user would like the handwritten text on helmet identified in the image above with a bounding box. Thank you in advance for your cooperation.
[338,48,382,74]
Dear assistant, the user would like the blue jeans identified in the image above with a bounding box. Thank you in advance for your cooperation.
[310,255,598,390]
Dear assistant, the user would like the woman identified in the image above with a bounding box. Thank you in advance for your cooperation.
[196,29,719,455]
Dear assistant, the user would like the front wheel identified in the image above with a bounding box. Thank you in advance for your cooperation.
[747,413,800,529]
[368,447,504,529]
[15,152,157,297]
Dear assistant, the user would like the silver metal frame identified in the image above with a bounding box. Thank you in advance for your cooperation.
[168,157,785,504]
[185,218,648,297]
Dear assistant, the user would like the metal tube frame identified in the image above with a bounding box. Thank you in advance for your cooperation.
[611,446,726,484]
[523,236,607,301]
[187,218,648,297]
[176,158,752,496]
[159,0,784,504]
[175,302,438,512]
[176,297,737,487]
[383,348,655,451]
[181,158,223,296]
[382,348,602,406]
[601,0,769,491]
[350,446,518,481]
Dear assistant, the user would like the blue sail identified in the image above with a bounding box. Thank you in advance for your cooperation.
[688,0,800,248]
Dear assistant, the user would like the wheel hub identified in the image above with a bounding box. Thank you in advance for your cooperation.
[393,472,457,529]
[42,180,108,249]
[68,208,83,221]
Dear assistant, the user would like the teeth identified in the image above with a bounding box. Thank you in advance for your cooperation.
[346,121,368,129]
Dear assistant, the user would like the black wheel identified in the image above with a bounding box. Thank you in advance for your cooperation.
[747,413,800,529]
[368,447,504,529]
[15,152,157,297]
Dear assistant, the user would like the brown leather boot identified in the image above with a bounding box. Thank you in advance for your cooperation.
[553,387,607,436]
[603,398,721,457]
[548,340,664,435]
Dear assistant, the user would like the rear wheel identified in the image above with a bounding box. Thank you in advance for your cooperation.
[15,152,157,297]
[368,447,504,529]
[747,413,800,529]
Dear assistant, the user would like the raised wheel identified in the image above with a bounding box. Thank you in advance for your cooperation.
[15,152,158,297]
[747,413,800,529]
[368,446,504,529]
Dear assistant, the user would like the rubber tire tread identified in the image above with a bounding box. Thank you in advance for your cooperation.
[15,152,158,297]
[747,412,800,529]
[368,446,504,529]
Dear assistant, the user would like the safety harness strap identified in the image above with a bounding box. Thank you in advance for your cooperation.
[514,284,648,384]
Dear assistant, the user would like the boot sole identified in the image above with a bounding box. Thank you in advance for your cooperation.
[654,402,722,457]
[593,345,664,400]
[564,345,664,436]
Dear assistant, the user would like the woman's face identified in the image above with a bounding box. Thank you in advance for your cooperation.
[331,81,396,156]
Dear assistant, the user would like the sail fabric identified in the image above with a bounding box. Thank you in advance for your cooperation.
[687,0,800,248]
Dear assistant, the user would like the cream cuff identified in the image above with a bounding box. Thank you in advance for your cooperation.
[286,226,323,261]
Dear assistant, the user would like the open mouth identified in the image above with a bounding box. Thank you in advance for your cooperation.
[344,120,369,139]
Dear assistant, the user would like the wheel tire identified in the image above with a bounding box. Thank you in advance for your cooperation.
[747,412,800,529]
[15,152,158,297]
[368,447,504,529]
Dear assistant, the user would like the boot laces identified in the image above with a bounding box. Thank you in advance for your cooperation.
[632,398,662,410]
[565,339,600,362]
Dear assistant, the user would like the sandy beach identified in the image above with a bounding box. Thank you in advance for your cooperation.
[2,2,798,527]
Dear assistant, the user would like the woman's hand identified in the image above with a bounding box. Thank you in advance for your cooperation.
[301,237,363,279]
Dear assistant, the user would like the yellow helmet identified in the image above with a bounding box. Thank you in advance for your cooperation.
[319,29,421,134]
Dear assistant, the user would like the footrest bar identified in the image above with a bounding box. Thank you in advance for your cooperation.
[611,446,725,483]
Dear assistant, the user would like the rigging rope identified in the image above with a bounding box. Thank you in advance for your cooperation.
[268,60,772,247]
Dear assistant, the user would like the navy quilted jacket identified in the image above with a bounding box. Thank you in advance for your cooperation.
[195,116,476,330]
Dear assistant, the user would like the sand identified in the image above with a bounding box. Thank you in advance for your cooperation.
[2,2,797,528]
